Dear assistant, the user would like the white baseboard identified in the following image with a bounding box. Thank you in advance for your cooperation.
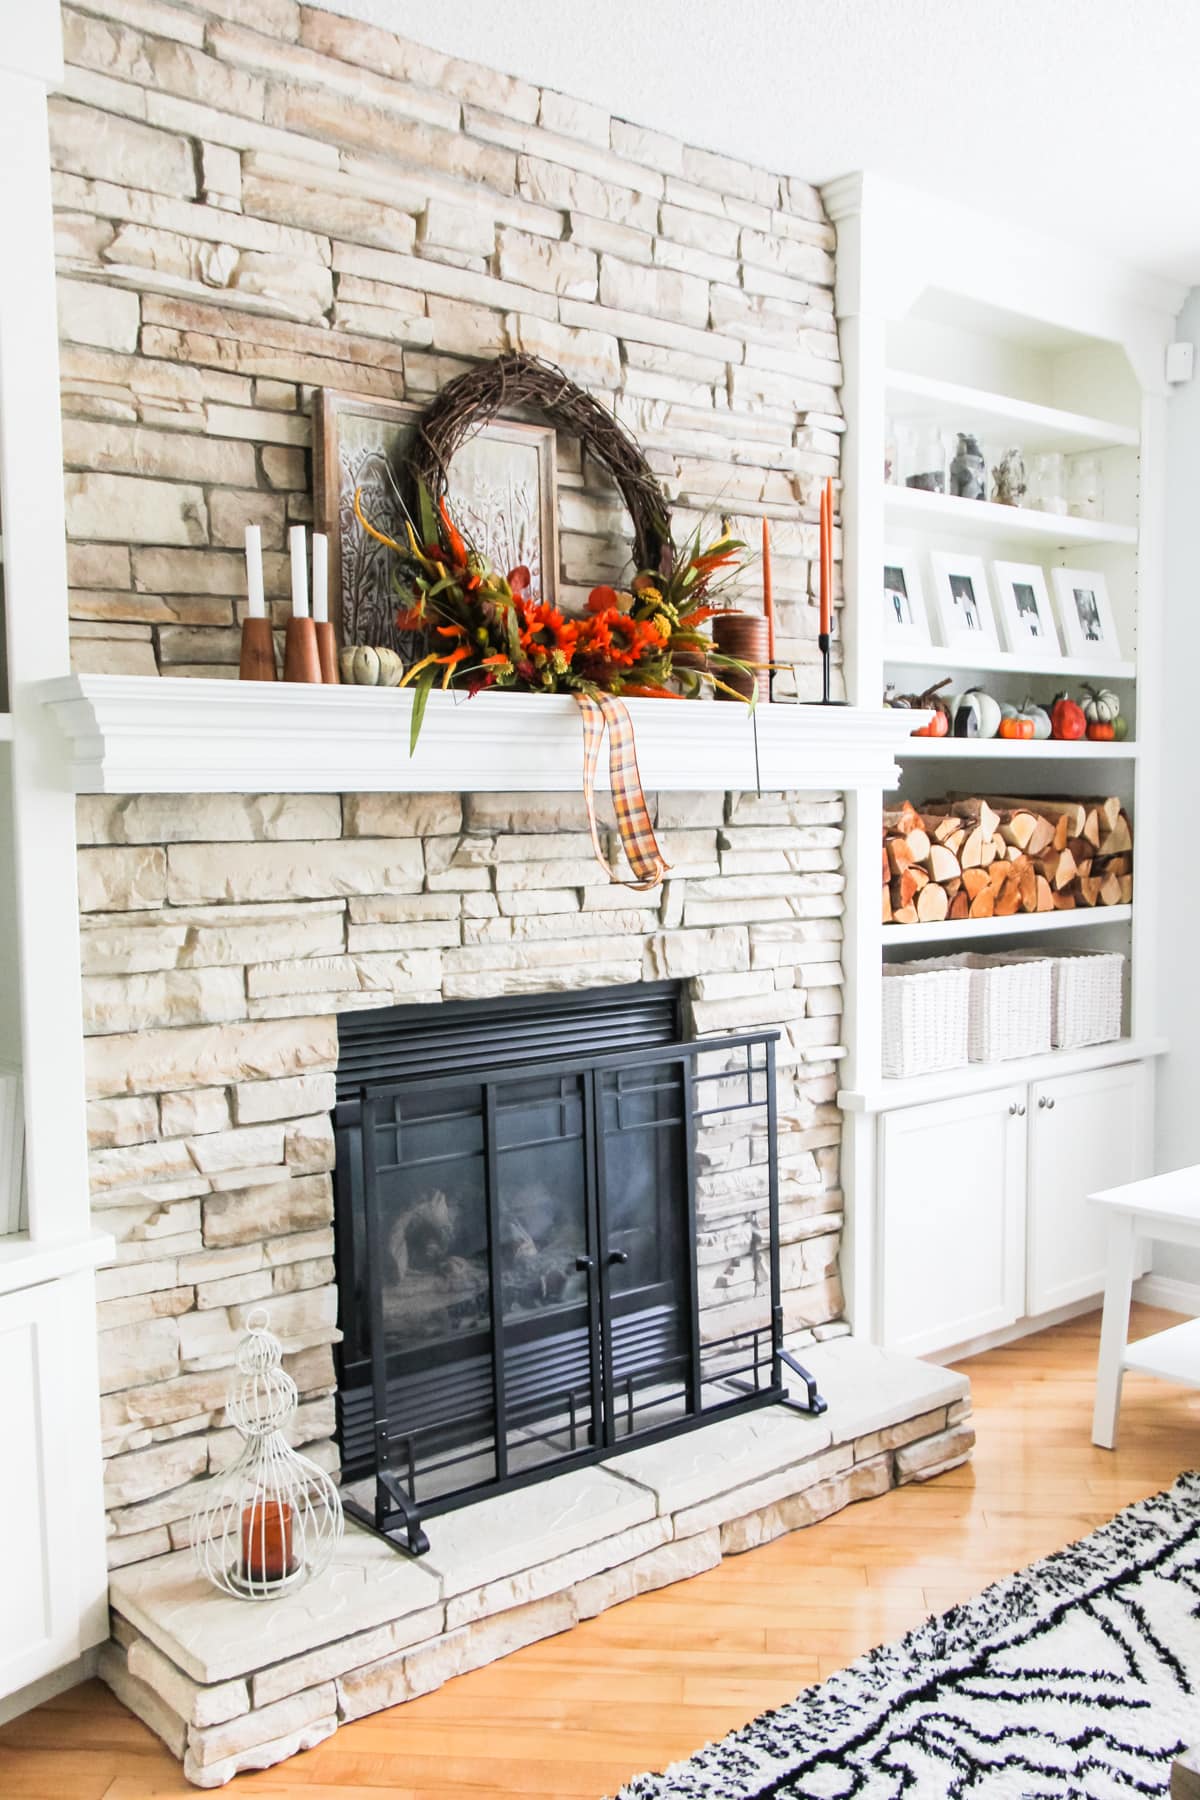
[1133,1273,1200,1316]
[923,1296,1104,1367]
[0,1648,98,1727]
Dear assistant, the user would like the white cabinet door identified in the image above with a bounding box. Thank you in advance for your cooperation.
[1027,1062,1150,1316]
[880,1086,1027,1355]
[0,1274,98,1697]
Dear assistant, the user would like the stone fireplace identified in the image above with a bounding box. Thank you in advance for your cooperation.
[78,774,972,1786]
[84,783,849,1572]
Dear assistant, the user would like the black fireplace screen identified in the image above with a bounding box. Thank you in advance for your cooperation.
[333,983,818,1555]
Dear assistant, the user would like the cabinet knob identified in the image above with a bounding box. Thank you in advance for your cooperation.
[1009,1101,1026,1116]
[607,1249,630,1266]
[1038,1094,1049,1108]
[575,1255,595,1273]
[1046,1097,1055,1110]
[1038,1094,1056,1109]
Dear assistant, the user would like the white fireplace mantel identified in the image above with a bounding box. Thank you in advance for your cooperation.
[39,675,926,795]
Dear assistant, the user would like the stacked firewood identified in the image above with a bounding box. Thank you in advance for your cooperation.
[883,795,1133,925]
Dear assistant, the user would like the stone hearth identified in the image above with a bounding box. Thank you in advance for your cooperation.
[100,1340,972,1787]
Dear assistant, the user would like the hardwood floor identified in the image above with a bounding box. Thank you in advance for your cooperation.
[3,1304,1198,1799]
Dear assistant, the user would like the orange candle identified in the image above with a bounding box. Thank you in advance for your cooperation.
[820,479,832,640]
[242,1498,293,1583]
[761,517,775,663]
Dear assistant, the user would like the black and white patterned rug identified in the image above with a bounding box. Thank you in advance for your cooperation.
[615,1472,1200,1799]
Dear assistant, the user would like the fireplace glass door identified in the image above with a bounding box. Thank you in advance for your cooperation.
[333,986,786,1549]
[357,1055,694,1513]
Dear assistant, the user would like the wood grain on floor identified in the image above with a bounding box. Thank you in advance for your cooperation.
[2,1303,1196,1799]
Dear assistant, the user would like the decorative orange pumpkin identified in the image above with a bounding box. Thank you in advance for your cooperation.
[998,715,1035,740]
[1086,719,1116,741]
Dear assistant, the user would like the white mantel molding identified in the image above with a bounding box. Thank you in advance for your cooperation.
[39,675,927,796]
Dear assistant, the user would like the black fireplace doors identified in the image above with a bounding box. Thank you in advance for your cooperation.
[333,985,800,1556]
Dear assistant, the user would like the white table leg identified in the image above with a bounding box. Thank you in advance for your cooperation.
[1092,1212,1137,1449]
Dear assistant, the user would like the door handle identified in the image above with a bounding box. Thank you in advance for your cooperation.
[1009,1101,1026,1116]
[607,1249,630,1266]
[575,1255,595,1272]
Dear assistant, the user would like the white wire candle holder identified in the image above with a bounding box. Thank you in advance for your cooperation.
[190,1307,343,1601]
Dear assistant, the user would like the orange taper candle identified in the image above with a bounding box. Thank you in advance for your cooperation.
[820,479,832,639]
[761,516,775,663]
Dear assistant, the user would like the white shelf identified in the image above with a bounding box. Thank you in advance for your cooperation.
[885,485,1139,547]
[882,903,1131,949]
[897,735,1138,761]
[38,675,928,796]
[0,1230,114,1299]
[839,1035,1166,1116]
[1122,1319,1200,1386]
[886,371,1140,455]
[884,644,1137,683]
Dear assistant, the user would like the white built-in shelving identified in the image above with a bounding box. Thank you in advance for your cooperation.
[879,901,1132,950]
[823,172,1181,1355]
[884,484,1139,547]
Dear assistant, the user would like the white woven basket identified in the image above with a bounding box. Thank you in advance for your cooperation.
[881,961,971,1079]
[906,953,1053,1064]
[1047,951,1124,1049]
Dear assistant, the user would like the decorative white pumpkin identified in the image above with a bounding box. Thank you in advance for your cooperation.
[1021,698,1053,740]
[340,645,406,687]
[950,688,1002,740]
[1082,685,1120,724]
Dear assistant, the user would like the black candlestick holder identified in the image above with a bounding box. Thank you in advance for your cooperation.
[806,631,846,705]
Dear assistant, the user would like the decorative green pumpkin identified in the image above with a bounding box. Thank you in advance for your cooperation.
[1082,684,1120,724]
[339,645,406,687]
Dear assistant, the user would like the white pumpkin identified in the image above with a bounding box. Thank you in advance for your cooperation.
[951,688,1002,740]
[1082,685,1120,724]
[343,645,406,687]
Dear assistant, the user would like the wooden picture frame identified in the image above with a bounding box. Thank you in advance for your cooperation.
[313,391,560,653]
[991,560,1061,661]
[882,547,931,647]
[929,551,1000,652]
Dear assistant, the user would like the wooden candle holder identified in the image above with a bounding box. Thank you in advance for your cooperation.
[283,616,322,683]
[712,611,770,703]
[239,616,277,682]
[315,620,340,684]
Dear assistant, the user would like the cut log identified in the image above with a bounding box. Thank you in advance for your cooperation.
[928,844,961,883]
[1054,846,1079,891]
[1083,808,1102,849]
[892,870,920,909]
[962,867,991,901]
[1027,815,1056,857]
[917,882,950,923]
[995,881,1022,917]
[893,903,919,925]
[1099,796,1123,834]
[945,827,967,856]
[1100,871,1123,906]
[1053,814,1070,853]
[1018,864,1038,913]
[1035,874,1054,912]
[885,801,926,836]
[933,815,963,844]
[980,837,998,868]
[882,884,893,923]
[968,888,995,919]
[943,875,963,900]
[961,827,985,869]
[1119,874,1133,903]
[887,838,915,877]
[1001,811,1039,851]
[905,827,932,864]
[1052,891,1077,910]
[986,860,1011,897]
[948,889,970,920]
[1079,874,1102,906]
[1099,813,1133,856]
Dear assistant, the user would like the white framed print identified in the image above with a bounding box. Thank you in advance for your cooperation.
[1050,568,1121,661]
[882,549,931,647]
[929,552,1000,651]
[991,561,1061,660]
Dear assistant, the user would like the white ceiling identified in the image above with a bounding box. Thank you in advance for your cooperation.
[326,0,1200,294]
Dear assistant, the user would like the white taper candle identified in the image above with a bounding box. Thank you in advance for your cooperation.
[311,532,328,624]
[288,524,308,618]
[244,524,265,619]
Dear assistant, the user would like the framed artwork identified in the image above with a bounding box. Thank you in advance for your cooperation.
[991,561,1061,659]
[313,392,560,651]
[882,548,931,646]
[1050,567,1122,661]
[928,552,1000,651]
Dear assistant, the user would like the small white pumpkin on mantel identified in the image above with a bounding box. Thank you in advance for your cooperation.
[339,645,407,687]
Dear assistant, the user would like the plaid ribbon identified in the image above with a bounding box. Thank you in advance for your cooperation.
[575,692,671,891]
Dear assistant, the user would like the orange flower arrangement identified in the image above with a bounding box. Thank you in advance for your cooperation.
[353,483,753,749]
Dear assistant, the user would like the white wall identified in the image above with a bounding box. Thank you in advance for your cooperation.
[1154,286,1200,1287]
